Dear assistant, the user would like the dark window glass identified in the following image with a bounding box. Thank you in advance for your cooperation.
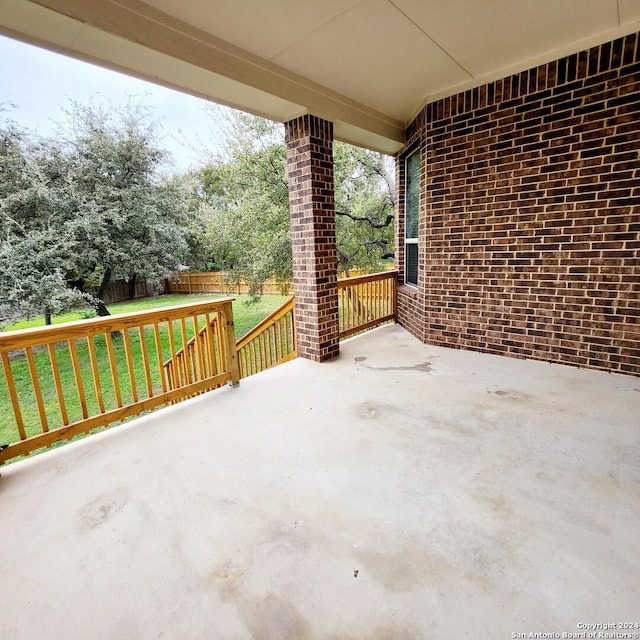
[406,243,418,286]
[405,151,419,239]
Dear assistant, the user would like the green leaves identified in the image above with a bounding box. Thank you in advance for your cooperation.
[191,111,395,297]
[0,103,191,322]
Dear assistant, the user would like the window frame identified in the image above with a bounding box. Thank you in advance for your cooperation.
[404,147,419,288]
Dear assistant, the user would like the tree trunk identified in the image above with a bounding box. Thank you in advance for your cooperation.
[44,308,52,325]
[338,251,351,278]
[127,273,137,300]
[93,267,121,337]
[95,267,112,316]
[94,299,111,317]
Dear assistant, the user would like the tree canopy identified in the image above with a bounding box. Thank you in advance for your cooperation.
[1,102,395,324]
[191,111,395,296]
[0,103,191,322]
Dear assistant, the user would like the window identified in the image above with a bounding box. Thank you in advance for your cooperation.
[404,149,419,287]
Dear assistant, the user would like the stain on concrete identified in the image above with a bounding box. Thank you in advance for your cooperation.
[581,471,620,496]
[354,356,367,363]
[358,402,382,419]
[354,545,448,592]
[461,532,516,591]
[535,470,562,483]
[221,590,311,640]
[333,627,418,640]
[364,361,433,373]
[488,389,530,401]
[473,487,512,515]
[77,486,129,530]
[212,559,245,582]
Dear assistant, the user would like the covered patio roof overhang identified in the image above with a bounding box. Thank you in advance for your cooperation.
[1,0,639,155]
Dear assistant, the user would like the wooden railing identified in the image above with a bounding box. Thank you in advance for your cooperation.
[163,314,225,391]
[338,271,397,339]
[163,296,296,390]
[0,300,239,464]
[236,296,296,378]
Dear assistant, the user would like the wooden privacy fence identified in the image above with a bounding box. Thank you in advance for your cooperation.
[338,271,397,339]
[163,296,296,390]
[167,268,393,296]
[0,299,239,464]
[168,272,289,296]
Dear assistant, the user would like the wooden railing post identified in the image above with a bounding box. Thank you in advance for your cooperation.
[220,300,240,387]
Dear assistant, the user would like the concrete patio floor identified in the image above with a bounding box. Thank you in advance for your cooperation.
[1,324,639,640]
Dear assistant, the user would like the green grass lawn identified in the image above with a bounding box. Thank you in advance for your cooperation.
[0,294,289,461]
[5,293,288,338]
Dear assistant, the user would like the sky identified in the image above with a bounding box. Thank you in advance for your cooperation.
[0,34,229,172]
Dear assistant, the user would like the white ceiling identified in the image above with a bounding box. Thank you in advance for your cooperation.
[1,0,639,154]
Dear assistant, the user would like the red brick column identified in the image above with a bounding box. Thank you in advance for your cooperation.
[284,115,339,362]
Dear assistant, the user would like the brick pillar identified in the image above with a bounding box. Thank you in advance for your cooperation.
[284,114,339,362]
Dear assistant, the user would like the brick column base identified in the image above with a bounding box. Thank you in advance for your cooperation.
[285,115,339,362]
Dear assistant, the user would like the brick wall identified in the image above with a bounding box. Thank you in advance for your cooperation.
[397,33,639,375]
[285,115,340,362]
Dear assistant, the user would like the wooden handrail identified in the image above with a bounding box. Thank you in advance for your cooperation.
[0,300,236,350]
[236,296,295,349]
[337,271,397,288]
[0,299,239,464]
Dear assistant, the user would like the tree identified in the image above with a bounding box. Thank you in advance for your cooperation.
[61,102,191,315]
[334,143,395,275]
[0,118,86,324]
[194,113,292,296]
[191,110,395,296]
[0,102,192,322]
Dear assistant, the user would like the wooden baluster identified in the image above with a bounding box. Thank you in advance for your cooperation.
[179,317,192,385]
[271,325,277,365]
[48,343,70,425]
[259,333,266,372]
[374,280,378,320]
[122,328,138,403]
[204,313,216,376]
[104,332,123,408]
[68,338,89,419]
[167,320,181,388]
[276,318,282,361]
[25,346,49,432]
[249,340,255,376]
[354,283,358,329]
[238,346,245,378]
[192,315,206,382]
[138,326,154,398]
[344,286,348,333]
[87,336,105,414]
[288,309,294,355]
[1,351,26,440]
[153,322,168,393]
[266,326,273,367]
